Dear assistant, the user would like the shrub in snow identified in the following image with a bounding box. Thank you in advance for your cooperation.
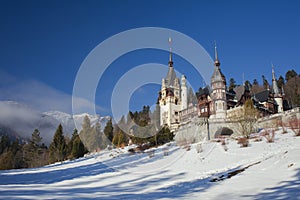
[288,163,294,168]
[128,148,135,154]
[214,138,222,143]
[282,129,288,134]
[183,145,191,151]
[147,149,155,158]
[163,147,169,156]
[223,145,228,151]
[253,137,262,142]
[176,139,187,147]
[221,139,228,151]
[277,119,288,134]
[237,137,249,147]
[289,118,300,136]
[261,129,275,143]
[196,143,202,153]
[221,139,226,146]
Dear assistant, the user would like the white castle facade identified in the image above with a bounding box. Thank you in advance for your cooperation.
[158,51,187,131]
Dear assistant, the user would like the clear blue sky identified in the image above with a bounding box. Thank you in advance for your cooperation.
[0,0,299,116]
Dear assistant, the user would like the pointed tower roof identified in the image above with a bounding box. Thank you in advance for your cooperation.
[272,64,280,96]
[165,64,177,87]
[211,43,226,84]
[214,42,220,67]
[165,37,177,87]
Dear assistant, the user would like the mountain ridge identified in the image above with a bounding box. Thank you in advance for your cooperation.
[0,101,110,145]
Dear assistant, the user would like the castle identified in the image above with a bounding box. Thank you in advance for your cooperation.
[158,43,296,141]
[158,50,188,131]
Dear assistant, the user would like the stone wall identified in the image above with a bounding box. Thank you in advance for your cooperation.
[174,107,300,144]
[257,107,300,129]
[174,117,208,144]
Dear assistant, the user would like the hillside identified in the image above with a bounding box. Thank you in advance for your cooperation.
[0,129,299,199]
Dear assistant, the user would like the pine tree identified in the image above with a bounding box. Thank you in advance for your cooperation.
[104,118,114,142]
[285,75,300,107]
[262,75,269,89]
[112,130,126,147]
[67,129,77,157]
[79,115,92,151]
[229,78,236,91]
[156,126,173,145]
[31,129,42,146]
[49,124,67,163]
[244,80,252,88]
[285,69,297,81]
[71,136,86,159]
[252,79,259,86]
[0,135,10,155]
[23,129,43,168]
[277,75,285,89]
[82,115,92,132]
[94,121,104,150]
[0,138,26,170]
[68,129,86,159]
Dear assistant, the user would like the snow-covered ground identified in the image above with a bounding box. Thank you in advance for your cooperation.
[0,129,300,199]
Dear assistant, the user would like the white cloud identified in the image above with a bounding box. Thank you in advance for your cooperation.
[0,70,104,114]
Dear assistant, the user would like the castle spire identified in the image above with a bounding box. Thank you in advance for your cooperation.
[214,42,220,67]
[271,64,280,95]
[168,37,173,67]
[272,64,276,81]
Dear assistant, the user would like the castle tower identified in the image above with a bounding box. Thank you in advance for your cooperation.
[272,65,283,112]
[159,38,182,130]
[181,74,188,110]
[210,43,227,119]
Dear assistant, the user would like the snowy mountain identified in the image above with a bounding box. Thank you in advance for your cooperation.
[0,129,299,199]
[0,101,110,145]
[44,111,110,133]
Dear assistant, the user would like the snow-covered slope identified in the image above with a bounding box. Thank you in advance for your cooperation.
[0,129,299,199]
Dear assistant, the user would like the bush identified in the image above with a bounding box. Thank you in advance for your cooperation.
[183,145,191,151]
[196,143,202,153]
[289,118,300,136]
[163,147,169,156]
[253,137,262,142]
[221,139,226,146]
[261,129,275,143]
[128,148,135,154]
[147,149,155,158]
[221,139,228,151]
[237,137,249,147]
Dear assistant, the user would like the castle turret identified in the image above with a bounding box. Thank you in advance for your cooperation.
[272,65,283,112]
[159,38,182,131]
[181,75,187,110]
[211,43,227,119]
